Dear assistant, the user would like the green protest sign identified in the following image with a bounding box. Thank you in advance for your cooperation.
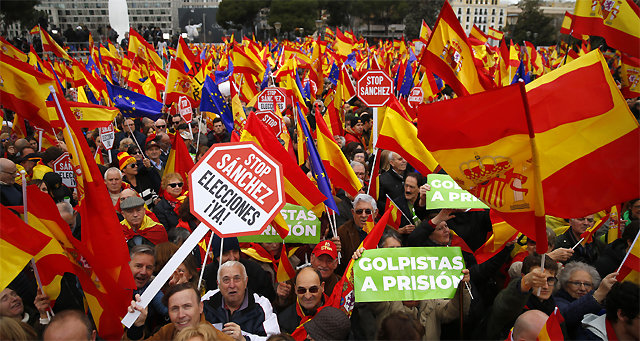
[354,247,465,302]
[425,174,488,209]
[237,203,320,244]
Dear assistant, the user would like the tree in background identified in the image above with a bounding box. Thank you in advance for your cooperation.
[269,0,319,36]
[506,0,555,46]
[403,0,444,40]
[216,0,268,30]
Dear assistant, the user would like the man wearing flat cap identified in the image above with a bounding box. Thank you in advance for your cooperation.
[120,196,168,248]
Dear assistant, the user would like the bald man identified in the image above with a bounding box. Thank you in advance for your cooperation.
[43,310,96,341]
[0,158,21,205]
[511,310,549,341]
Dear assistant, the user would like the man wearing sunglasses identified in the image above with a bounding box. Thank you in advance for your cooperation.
[337,194,377,275]
[277,267,326,334]
[154,119,168,134]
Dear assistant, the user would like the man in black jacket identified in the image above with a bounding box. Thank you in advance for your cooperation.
[277,267,325,334]
[203,261,280,341]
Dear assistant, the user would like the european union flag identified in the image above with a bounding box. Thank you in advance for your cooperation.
[297,104,339,212]
[199,46,208,60]
[200,76,234,132]
[295,71,308,102]
[86,55,100,77]
[398,62,413,98]
[511,60,531,84]
[106,81,162,120]
[328,63,339,86]
[214,59,234,85]
[345,52,357,69]
[261,62,271,90]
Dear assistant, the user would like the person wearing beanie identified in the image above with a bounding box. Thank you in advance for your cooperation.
[202,236,275,301]
[118,152,161,209]
[343,114,365,147]
[303,307,350,341]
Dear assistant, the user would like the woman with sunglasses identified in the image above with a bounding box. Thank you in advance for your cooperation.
[153,173,185,232]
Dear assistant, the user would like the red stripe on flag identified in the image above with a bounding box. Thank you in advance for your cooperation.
[527,62,613,132]
[542,129,640,218]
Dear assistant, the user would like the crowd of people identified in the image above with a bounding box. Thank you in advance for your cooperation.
[1,13,640,341]
[1,100,639,340]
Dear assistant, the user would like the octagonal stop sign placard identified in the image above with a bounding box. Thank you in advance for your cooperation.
[189,142,285,237]
[357,70,394,107]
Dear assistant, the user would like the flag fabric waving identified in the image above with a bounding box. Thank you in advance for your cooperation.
[106,81,163,120]
[420,1,493,96]
[620,53,640,98]
[571,0,640,58]
[537,307,565,341]
[617,229,640,284]
[417,83,548,253]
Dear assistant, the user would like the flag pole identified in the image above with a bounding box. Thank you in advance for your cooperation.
[49,86,82,165]
[21,171,54,319]
[197,231,215,290]
[386,195,413,223]
[517,81,547,295]
[571,238,585,249]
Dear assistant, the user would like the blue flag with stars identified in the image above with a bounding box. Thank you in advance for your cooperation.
[398,61,413,98]
[511,60,531,84]
[200,76,234,133]
[214,59,234,85]
[261,62,271,91]
[345,52,357,69]
[105,81,163,120]
[296,104,339,213]
[327,63,339,86]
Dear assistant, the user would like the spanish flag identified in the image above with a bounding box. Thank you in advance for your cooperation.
[39,29,71,61]
[620,53,640,98]
[537,307,565,341]
[165,133,196,190]
[469,24,488,44]
[165,59,197,106]
[474,210,518,264]
[0,37,27,62]
[420,1,493,96]
[384,197,403,229]
[314,108,362,197]
[0,205,52,291]
[572,0,640,58]
[46,101,119,130]
[26,187,134,340]
[487,27,504,41]
[0,54,55,129]
[127,28,163,71]
[276,244,296,283]
[377,97,439,176]
[618,233,640,284]
[241,113,326,217]
[419,19,433,44]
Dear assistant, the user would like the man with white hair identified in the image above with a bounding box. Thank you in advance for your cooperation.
[203,261,279,341]
[104,167,124,206]
[337,194,377,274]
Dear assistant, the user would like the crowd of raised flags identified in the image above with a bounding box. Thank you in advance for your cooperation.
[1,0,639,339]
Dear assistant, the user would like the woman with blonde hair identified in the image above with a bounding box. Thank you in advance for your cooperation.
[174,322,221,341]
[153,173,185,231]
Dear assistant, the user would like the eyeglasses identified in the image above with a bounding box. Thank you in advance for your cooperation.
[172,121,181,125]
[168,182,183,188]
[156,125,166,129]
[546,277,558,286]
[129,164,138,168]
[296,286,320,295]
[354,209,372,215]
[567,280,593,288]
[131,151,141,155]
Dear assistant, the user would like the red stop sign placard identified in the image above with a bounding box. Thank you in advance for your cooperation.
[178,96,193,123]
[257,87,287,113]
[357,70,394,107]
[189,142,285,237]
[255,110,285,137]
[407,87,425,108]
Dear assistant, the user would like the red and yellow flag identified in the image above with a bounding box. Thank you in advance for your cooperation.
[46,101,118,130]
[241,113,326,216]
[165,59,196,106]
[620,53,640,98]
[488,27,504,40]
[474,210,519,264]
[0,206,52,291]
[420,1,493,96]
[0,37,28,62]
[39,29,71,61]
[617,230,640,284]
[384,197,403,230]
[377,98,439,176]
[537,307,565,341]
[0,54,55,129]
[572,0,640,58]
[419,19,433,44]
[165,133,195,190]
[314,108,362,197]
[276,244,296,283]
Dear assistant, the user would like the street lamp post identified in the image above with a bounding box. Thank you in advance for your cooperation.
[274,22,281,41]
[315,19,323,40]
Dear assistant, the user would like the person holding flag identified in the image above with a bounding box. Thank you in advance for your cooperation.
[556,215,604,265]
